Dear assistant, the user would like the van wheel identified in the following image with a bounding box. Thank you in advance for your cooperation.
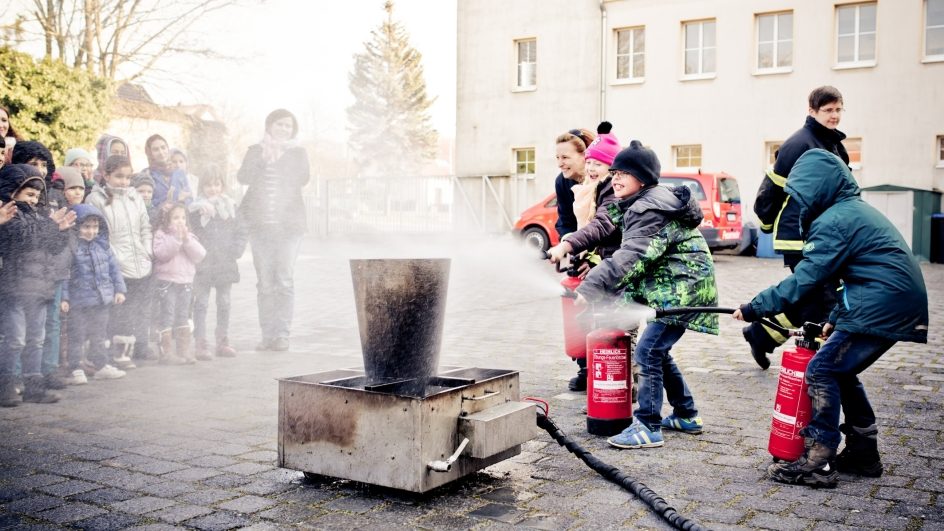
[522,227,550,252]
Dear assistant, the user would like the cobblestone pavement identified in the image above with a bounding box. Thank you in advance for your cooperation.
[1,235,942,530]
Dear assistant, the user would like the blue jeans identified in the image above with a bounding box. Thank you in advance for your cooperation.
[802,330,895,450]
[41,284,64,375]
[633,321,696,430]
[250,231,301,341]
[67,305,110,370]
[155,281,192,330]
[1,298,49,377]
[192,280,232,341]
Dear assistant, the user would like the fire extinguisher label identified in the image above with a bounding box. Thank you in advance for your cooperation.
[592,348,628,403]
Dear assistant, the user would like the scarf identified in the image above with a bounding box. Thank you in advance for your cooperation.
[259,132,298,164]
[189,194,236,228]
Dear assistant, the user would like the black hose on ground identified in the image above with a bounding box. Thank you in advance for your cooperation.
[536,411,710,531]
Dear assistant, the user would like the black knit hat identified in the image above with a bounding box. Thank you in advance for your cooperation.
[610,140,660,186]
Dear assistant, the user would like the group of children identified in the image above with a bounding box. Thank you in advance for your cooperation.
[0,131,246,406]
[547,88,929,490]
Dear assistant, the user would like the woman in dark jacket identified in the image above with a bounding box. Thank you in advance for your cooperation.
[236,109,310,352]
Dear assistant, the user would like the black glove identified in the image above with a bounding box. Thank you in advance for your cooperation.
[739,303,759,322]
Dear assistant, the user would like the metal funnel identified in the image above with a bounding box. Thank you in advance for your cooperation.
[350,259,450,386]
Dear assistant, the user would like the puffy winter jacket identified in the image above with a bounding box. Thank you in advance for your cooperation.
[62,204,126,308]
[577,185,719,334]
[85,184,153,279]
[0,167,70,302]
[152,228,206,284]
[562,177,622,260]
[189,205,248,285]
[746,149,928,343]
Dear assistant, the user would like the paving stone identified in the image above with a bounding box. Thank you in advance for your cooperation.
[219,462,273,476]
[467,503,527,524]
[178,488,240,506]
[322,495,385,514]
[0,486,29,503]
[256,503,324,524]
[688,504,745,525]
[149,503,215,524]
[14,474,67,489]
[844,510,912,530]
[875,486,932,505]
[0,512,26,529]
[109,496,176,515]
[183,510,252,530]
[72,512,143,531]
[185,456,240,468]
[34,501,107,524]
[215,494,277,514]
[5,494,66,514]
[69,487,138,505]
[35,479,101,497]
[137,480,198,498]
[747,512,811,531]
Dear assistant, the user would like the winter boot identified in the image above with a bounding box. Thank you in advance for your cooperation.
[158,329,187,365]
[742,324,777,370]
[43,372,68,390]
[836,423,883,477]
[767,439,838,488]
[22,375,61,404]
[0,375,21,407]
[568,367,588,392]
[215,335,237,358]
[175,326,196,364]
[194,337,213,361]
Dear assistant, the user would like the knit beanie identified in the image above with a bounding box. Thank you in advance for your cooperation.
[265,108,299,139]
[585,123,621,166]
[610,140,661,186]
[58,167,84,190]
[131,172,155,189]
[64,148,93,167]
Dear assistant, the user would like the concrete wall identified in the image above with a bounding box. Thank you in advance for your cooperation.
[456,0,944,223]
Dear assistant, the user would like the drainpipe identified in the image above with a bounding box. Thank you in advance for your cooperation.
[599,0,607,121]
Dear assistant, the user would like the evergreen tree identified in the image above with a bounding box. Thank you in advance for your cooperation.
[347,1,438,176]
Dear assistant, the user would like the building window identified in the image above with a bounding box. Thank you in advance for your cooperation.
[616,27,645,80]
[927,0,944,60]
[756,12,793,72]
[836,3,877,67]
[844,137,862,170]
[683,19,716,77]
[766,141,783,167]
[673,144,702,170]
[513,148,535,176]
[936,135,944,167]
[516,39,537,89]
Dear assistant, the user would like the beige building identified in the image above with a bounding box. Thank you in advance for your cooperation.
[456,0,944,229]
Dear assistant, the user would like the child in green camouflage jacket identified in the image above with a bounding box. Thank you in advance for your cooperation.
[576,141,719,449]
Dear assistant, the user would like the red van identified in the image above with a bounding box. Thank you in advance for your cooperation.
[513,172,742,251]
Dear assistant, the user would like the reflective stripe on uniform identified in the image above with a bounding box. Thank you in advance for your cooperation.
[767,168,787,187]
[772,195,803,251]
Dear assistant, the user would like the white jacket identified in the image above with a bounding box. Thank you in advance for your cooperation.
[85,185,153,279]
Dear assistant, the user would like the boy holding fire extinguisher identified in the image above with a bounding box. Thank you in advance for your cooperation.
[734,149,928,488]
[575,141,719,450]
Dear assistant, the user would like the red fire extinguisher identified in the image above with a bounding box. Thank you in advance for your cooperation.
[768,323,823,462]
[586,327,633,436]
[558,254,591,360]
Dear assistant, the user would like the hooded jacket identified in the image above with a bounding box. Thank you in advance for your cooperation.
[755,116,849,253]
[746,149,928,343]
[0,165,71,301]
[577,185,719,334]
[11,140,66,209]
[63,204,126,308]
[562,177,622,260]
[85,184,153,279]
[93,135,130,184]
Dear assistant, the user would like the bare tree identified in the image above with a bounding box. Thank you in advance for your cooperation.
[3,0,242,82]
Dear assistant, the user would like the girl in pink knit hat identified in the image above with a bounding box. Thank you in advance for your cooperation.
[572,122,621,229]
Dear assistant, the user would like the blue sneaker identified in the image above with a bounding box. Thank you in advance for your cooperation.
[661,414,703,434]
[607,419,664,449]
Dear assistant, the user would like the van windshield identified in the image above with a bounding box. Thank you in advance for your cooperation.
[718,177,741,203]
[660,177,706,201]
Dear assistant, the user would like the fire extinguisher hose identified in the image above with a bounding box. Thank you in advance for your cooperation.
[655,306,789,337]
[536,411,710,531]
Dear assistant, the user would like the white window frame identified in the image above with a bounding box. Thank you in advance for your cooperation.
[755,11,793,74]
[844,137,863,170]
[673,144,702,170]
[513,147,536,178]
[615,26,646,84]
[835,2,877,69]
[765,141,784,168]
[925,0,944,62]
[682,19,717,80]
[514,38,537,91]
[936,135,944,168]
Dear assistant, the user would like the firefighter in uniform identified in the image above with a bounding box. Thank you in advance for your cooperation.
[746,86,848,369]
